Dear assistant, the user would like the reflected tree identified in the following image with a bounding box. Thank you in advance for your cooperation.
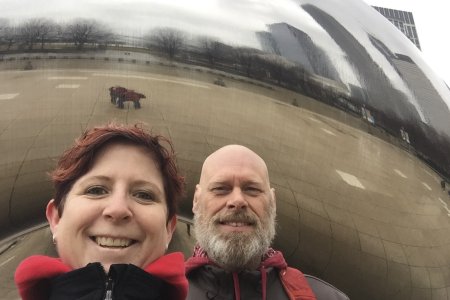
[0,19,18,51]
[65,19,113,50]
[18,18,58,50]
[147,27,185,59]
[198,36,223,67]
[234,47,261,77]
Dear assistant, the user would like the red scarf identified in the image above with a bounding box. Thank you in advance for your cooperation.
[15,252,188,300]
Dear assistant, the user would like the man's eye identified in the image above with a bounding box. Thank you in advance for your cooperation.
[245,187,262,195]
[86,186,107,195]
[211,186,229,194]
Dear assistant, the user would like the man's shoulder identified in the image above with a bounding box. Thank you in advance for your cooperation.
[303,274,350,300]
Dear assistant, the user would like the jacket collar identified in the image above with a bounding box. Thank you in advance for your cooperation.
[15,253,188,300]
[185,245,288,274]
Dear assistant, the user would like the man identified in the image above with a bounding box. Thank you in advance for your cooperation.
[186,145,349,300]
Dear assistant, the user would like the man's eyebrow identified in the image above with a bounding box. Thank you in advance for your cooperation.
[208,180,229,186]
[249,179,263,183]
[242,179,263,185]
[209,179,264,186]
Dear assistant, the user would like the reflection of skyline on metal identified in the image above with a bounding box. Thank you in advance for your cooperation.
[1,0,450,299]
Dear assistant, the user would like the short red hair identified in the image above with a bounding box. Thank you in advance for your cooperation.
[50,123,184,221]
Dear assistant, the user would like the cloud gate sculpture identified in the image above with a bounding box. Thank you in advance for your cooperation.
[1,0,450,299]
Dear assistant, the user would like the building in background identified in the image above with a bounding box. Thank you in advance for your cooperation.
[372,6,421,50]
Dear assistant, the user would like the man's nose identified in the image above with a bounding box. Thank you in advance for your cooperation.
[102,191,133,221]
[226,189,248,210]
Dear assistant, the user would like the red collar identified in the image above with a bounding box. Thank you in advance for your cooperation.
[15,253,188,300]
[185,245,288,273]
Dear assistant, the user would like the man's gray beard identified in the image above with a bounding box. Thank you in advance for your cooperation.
[194,209,276,272]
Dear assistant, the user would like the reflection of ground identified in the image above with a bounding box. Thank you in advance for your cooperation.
[0,66,449,299]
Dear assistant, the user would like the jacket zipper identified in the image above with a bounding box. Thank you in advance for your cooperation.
[104,277,113,300]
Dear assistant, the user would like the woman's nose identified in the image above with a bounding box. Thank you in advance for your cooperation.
[102,191,133,221]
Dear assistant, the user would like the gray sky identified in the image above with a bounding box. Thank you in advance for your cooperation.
[364,0,450,86]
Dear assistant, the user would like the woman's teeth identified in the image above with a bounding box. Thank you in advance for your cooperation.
[93,236,133,247]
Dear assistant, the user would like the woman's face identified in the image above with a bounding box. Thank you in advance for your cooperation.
[46,142,176,272]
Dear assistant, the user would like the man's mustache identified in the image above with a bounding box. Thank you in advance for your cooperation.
[213,211,258,225]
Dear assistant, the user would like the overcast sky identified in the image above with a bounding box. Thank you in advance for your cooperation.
[364,0,450,86]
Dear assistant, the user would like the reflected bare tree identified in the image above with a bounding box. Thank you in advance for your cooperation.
[147,27,185,59]
[234,47,261,77]
[198,36,223,67]
[0,18,7,36]
[65,19,113,50]
[37,19,58,49]
[0,19,18,51]
[18,18,58,50]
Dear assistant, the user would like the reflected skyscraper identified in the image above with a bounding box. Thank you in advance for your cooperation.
[257,22,341,83]
[372,6,421,50]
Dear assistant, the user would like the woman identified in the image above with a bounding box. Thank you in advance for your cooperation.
[14,123,188,300]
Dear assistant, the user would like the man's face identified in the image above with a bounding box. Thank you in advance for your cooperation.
[193,146,276,270]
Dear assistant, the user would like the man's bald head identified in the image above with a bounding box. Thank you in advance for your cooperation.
[199,145,271,188]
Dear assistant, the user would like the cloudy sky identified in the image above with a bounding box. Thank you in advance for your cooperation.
[364,0,450,86]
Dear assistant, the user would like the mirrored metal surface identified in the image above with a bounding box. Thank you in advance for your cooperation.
[1,0,450,299]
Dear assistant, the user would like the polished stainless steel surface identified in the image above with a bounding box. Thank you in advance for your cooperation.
[1,0,450,299]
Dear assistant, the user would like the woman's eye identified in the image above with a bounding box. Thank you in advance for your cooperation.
[86,186,107,195]
[133,191,155,202]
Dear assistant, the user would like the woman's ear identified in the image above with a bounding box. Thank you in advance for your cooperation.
[166,215,177,244]
[46,199,60,234]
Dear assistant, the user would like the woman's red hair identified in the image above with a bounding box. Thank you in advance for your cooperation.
[51,123,184,221]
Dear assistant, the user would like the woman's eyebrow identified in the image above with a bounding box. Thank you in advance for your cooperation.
[76,175,111,186]
[132,180,163,193]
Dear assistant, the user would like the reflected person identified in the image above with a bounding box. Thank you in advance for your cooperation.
[15,123,188,300]
[186,145,349,300]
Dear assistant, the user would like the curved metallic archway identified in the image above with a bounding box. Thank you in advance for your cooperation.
[1,1,449,299]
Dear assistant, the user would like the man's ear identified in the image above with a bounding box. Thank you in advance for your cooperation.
[192,184,201,214]
[46,199,60,234]
[166,215,177,244]
[270,187,276,212]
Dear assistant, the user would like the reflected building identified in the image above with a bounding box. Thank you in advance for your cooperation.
[257,22,341,82]
[301,4,420,124]
[372,6,421,50]
[391,54,450,131]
